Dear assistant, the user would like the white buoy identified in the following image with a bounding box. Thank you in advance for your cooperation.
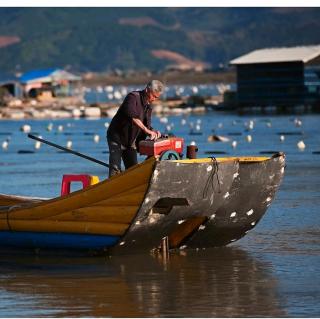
[246,135,252,143]
[232,140,237,148]
[160,117,168,124]
[105,85,113,93]
[195,124,201,131]
[20,124,31,133]
[46,123,53,131]
[104,122,110,128]
[280,135,285,142]
[218,122,223,129]
[66,140,72,149]
[294,118,302,127]
[114,91,122,100]
[93,134,100,143]
[192,86,199,94]
[181,118,187,126]
[2,140,9,150]
[266,122,272,128]
[34,141,41,149]
[107,93,114,100]
[58,125,64,132]
[190,141,197,146]
[297,140,305,150]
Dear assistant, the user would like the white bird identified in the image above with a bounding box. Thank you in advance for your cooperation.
[66,140,72,149]
[280,135,285,142]
[20,124,31,133]
[246,135,252,143]
[93,134,100,143]
[297,140,305,150]
[232,140,238,148]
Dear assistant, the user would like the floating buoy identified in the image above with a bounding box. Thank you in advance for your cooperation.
[46,123,53,131]
[297,140,305,150]
[66,140,72,149]
[20,124,31,133]
[190,141,197,146]
[160,117,168,124]
[58,125,64,132]
[93,134,100,143]
[280,135,285,142]
[104,122,110,128]
[246,135,252,143]
[181,118,187,126]
[34,141,41,149]
[294,118,302,127]
[266,122,272,128]
[2,140,8,150]
[217,122,223,129]
[232,141,237,148]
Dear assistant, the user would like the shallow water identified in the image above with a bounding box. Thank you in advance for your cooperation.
[0,112,320,317]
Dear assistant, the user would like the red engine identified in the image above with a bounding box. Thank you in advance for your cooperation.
[139,137,184,157]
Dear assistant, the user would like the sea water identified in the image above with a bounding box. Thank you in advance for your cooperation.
[0,112,319,317]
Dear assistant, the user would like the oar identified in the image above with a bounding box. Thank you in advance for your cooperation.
[28,134,110,168]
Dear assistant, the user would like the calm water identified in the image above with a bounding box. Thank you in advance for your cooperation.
[0,112,320,317]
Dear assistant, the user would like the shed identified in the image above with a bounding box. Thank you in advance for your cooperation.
[230,45,320,108]
[19,68,82,99]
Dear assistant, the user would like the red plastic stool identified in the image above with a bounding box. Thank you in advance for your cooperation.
[61,174,98,196]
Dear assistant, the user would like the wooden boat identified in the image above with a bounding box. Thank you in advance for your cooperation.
[0,153,285,254]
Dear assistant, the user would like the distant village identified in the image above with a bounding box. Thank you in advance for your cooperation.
[1,44,320,120]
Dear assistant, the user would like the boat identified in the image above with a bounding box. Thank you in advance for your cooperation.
[0,150,285,255]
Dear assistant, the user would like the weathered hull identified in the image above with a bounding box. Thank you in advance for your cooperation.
[0,154,285,254]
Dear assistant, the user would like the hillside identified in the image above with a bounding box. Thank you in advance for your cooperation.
[0,7,320,76]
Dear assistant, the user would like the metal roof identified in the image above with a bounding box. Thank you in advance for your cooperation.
[20,68,81,83]
[230,45,320,65]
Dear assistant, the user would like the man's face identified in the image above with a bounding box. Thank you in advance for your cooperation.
[146,88,161,104]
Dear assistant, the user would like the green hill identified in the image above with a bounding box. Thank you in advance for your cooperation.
[0,7,320,75]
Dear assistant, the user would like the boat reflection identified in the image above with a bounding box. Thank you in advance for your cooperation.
[0,247,286,317]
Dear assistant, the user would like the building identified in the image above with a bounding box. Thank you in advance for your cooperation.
[230,45,320,108]
[19,68,82,99]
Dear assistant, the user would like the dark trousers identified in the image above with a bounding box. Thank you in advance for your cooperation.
[107,138,138,177]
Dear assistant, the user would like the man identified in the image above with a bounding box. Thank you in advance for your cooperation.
[107,80,164,177]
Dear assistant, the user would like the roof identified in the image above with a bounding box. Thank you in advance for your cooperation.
[230,45,320,65]
[20,68,81,83]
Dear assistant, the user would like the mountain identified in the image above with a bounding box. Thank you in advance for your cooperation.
[0,7,320,75]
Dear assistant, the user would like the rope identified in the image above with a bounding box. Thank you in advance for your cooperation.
[202,156,221,199]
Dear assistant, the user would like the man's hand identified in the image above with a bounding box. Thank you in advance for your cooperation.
[148,129,158,140]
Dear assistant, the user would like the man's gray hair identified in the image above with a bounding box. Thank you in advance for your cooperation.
[147,80,165,95]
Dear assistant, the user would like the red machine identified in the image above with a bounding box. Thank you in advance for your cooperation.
[139,137,184,158]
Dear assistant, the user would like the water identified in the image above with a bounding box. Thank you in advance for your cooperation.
[0,112,320,317]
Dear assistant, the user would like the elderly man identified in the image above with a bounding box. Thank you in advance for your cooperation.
[107,80,164,177]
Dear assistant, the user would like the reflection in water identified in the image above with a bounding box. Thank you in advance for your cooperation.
[0,248,286,317]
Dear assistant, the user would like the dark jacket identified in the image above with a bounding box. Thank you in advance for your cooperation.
[107,90,152,148]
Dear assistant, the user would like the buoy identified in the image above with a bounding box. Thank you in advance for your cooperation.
[47,123,53,131]
[104,122,110,128]
[2,140,8,150]
[297,140,305,150]
[58,125,64,132]
[246,135,252,143]
[160,117,168,124]
[20,124,31,133]
[66,140,72,149]
[190,141,197,146]
[34,141,41,149]
[280,135,285,142]
[93,134,100,143]
[266,122,272,128]
[181,118,187,126]
[232,140,237,148]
